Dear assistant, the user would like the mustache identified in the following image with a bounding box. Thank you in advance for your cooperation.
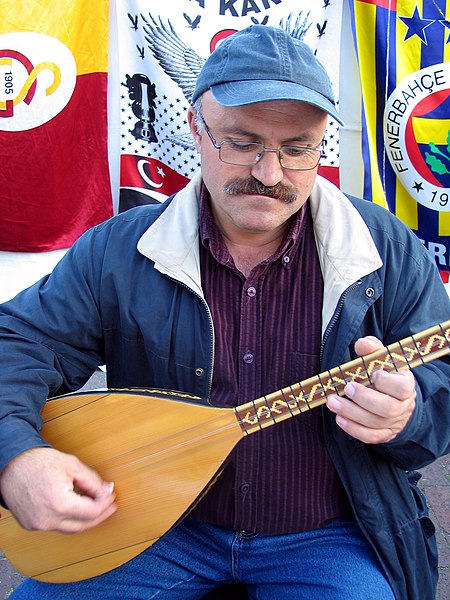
[224,177,297,204]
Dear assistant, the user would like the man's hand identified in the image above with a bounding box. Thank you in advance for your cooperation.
[326,336,417,444]
[0,447,117,533]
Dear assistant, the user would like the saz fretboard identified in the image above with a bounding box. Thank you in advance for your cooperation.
[235,320,450,435]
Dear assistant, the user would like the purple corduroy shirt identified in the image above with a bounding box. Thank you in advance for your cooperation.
[192,185,351,533]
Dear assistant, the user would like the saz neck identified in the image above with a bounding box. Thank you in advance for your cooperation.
[234,321,450,436]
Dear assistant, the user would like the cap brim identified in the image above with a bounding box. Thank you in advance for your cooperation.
[211,80,344,126]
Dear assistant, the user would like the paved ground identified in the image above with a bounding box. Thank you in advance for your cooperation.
[420,454,450,600]
[0,372,448,599]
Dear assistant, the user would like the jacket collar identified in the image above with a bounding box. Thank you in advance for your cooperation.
[137,172,382,329]
[309,176,382,329]
[137,172,205,297]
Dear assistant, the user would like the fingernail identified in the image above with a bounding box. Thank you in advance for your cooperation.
[344,383,355,397]
[372,369,380,382]
[327,396,342,411]
[98,482,114,498]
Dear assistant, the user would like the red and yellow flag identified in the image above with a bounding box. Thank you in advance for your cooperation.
[0,0,112,251]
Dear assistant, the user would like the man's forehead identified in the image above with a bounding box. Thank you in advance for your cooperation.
[202,94,328,125]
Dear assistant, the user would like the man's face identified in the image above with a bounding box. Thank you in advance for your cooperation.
[188,92,328,241]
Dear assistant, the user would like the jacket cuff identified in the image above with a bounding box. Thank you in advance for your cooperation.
[0,439,51,510]
[384,382,424,447]
[0,418,51,476]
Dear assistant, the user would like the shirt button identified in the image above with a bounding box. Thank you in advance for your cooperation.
[246,286,257,297]
[243,352,254,364]
[240,483,250,493]
[365,287,375,297]
[283,255,290,265]
[195,368,205,377]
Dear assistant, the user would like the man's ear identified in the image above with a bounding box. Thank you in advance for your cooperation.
[187,107,201,153]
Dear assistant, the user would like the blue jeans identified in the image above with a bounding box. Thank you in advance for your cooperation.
[11,517,394,599]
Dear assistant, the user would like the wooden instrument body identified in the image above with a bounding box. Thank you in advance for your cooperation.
[0,390,243,583]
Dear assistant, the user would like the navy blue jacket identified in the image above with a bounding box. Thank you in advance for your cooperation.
[0,174,449,599]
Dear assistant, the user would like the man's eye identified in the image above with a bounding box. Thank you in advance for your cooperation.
[228,141,258,153]
[282,146,310,157]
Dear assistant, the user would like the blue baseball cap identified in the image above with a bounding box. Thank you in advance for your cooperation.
[192,25,343,126]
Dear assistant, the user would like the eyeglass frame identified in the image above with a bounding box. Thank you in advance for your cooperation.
[197,112,323,171]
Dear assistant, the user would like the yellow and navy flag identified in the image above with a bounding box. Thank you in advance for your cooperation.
[350,0,450,282]
[0,0,112,252]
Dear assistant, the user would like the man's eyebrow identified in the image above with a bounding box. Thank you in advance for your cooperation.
[219,125,320,145]
[218,124,258,137]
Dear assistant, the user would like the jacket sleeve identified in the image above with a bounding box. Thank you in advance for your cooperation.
[325,199,450,471]
[373,355,450,470]
[369,246,450,470]
[0,229,105,473]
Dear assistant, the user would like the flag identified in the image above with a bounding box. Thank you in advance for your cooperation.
[349,0,450,280]
[117,0,344,213]
[0,0,112,252]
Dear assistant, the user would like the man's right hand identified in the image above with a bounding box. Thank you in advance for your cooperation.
[0,447,117,533]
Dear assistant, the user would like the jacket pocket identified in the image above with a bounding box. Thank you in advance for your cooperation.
[407,470,436,540]
[405,470,438,591]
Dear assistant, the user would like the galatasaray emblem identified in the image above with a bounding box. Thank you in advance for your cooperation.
[384,62,450,212]
[0,32,76,132]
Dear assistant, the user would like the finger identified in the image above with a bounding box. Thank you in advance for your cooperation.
[72,463,115,500]
[327,393,404,442]
[327,379,415,443]
[354,335,384,356]
[55,494,118,533]
[68,484,117,519]
[345,380,414,419]
[332,412,398,444]
[371,368,416,401]
[33,484,117,533]
[327,392,394,429]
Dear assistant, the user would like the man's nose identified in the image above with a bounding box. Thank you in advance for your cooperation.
[250,148,284,187]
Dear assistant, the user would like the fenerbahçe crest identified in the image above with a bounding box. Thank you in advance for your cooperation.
[384,62,450,213]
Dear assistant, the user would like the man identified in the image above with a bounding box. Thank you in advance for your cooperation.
[0,26,449,599]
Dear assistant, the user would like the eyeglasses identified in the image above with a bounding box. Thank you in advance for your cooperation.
[198,113,323,171]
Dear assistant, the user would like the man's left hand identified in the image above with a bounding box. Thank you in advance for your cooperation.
[326,336,416,444]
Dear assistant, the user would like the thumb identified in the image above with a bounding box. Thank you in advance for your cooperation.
[354,335,384,357]
[71,461,114,500]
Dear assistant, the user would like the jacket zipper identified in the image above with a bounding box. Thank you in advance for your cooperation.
[320,279,362,364]
[163,275,215,402]
[199,295,215,402]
